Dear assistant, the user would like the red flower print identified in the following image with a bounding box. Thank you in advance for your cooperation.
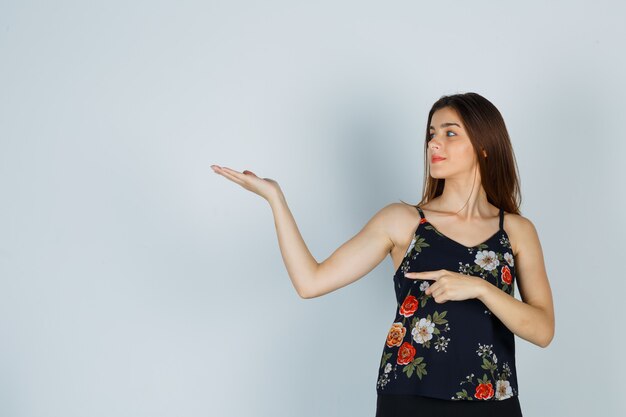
[386,322,407,348]
[399,295,419,317]
[474,382,495,400]
[397,341,416,365]
[501,265,512,285]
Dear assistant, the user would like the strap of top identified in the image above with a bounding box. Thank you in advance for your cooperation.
[416,206,425,219]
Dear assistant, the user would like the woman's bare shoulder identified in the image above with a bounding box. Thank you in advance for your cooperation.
[379,202,420,221]
[503,212,541,256]
[377,202,421,249]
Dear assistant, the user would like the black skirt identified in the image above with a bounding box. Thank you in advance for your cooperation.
[376,394,523,417]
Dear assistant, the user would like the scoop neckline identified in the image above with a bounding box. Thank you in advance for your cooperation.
[416,205,505,250]
[391,220,507,279]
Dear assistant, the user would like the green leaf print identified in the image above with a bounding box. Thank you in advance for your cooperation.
[415,362,427,379]
[455,389,472,400]
[403,357,427,380]
[380,352,392,369]
[432,310,448,325]
[402,357,427,380]
[478,373,490,384]
[481,357,497,372]
[423,225,440,236]
[412,236,430,254]
[403,362,415,378]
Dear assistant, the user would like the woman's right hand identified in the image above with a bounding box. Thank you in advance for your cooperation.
[211,165,282,201]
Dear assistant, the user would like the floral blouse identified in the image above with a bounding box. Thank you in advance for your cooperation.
[376,206,519,401]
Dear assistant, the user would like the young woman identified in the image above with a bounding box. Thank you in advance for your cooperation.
[211,92,554,417]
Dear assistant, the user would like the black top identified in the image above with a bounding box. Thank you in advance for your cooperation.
[376,206,519,401]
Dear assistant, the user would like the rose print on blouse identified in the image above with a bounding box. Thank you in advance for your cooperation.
[397,275,439,311]
[451,343,516,401]
[377,208,519,399]
[501,265,513,286]
[396,290,451,351]
[457,246,516,298]
[475,250,499,271]
[385,323,406,347]
[456,241,516,317]
[377,291,451,389]
[399,295,419,317]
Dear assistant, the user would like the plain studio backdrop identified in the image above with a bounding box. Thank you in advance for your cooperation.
[1,1,624,416]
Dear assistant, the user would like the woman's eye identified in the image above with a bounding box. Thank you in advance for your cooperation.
[428,131,456,139]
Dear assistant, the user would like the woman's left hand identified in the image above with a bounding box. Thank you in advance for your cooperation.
[404,269,485,303]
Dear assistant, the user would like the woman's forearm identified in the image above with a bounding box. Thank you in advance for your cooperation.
[477,281,554,348]
[267,190,318,298]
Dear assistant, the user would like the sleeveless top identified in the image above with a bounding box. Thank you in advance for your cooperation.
[376,205,519,401]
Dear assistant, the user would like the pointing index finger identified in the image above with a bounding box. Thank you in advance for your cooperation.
[404,271,438,280]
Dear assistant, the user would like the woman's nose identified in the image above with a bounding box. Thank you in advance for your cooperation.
[429,135,441,147]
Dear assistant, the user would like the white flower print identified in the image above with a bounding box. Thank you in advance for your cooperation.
[377,363,398,389]
[476,343,493,357]
[495,379,513,400]
[453,344,516,401]
[474,250,500,271]
[504,252,514,267]
[411,317,435,344]
[376,372,390,389]
[420,281,430,292]
[434,335,450,352]
[457,261,472,275]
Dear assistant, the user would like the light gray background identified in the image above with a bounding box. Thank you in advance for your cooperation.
[1,1,624,416]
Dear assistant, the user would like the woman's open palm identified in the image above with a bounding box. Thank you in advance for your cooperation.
[211,165,281,201]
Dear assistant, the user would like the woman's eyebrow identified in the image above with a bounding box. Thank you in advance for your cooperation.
[429,122,461,129]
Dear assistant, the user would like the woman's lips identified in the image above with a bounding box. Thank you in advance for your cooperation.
[431,157,446,163]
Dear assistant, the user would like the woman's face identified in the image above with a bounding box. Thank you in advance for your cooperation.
[427,106,477,179]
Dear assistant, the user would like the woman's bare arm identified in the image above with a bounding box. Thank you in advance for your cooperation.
[268,191,396,299]
[211,165,396,299]
[477,215,555,347]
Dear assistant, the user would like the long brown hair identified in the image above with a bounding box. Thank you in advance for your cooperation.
[401,92,522,215]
